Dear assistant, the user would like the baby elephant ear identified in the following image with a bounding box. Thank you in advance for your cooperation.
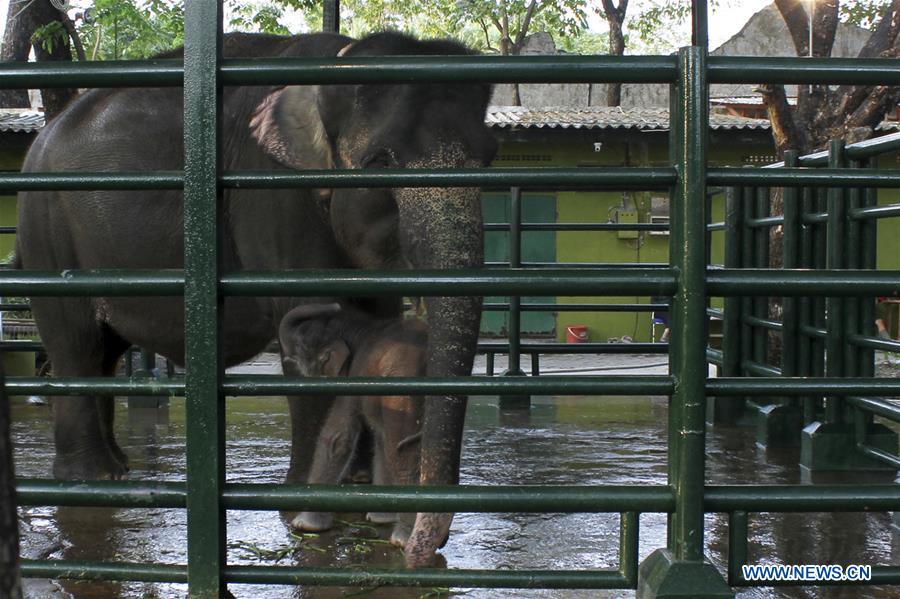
[250,86,333,170]
[320,339,351,377]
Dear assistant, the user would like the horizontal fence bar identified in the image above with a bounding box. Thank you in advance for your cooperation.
[742,361,782,377]
[847,334,900,352]
[708,56,900,85]
[20,481,900,513]
[20,560,187,583]
[5,375,675,396]
[707,269,900,296]
[705,485,900,511]
[11,167,900,193]
[220,55,679,85]
[224,566,629,589]
[16,480,186,508]
[6,378,182,396]
[221,167,675,190]
[0,303,31,311]
[742,315,782,331]
[846,396,900,422]
[745,216,784,229]
[0,60,183,88]
[223,484,675,513]
[0,340,43,351]
[708,377,900,396]
[484,223,669,232]
[7,55,900,89]
[708,168,900,188]
[0,270,183,296]
[0,172,183,192]
[220,375,675,396]
[481,303,666,313]
[851,204,900,220]
[219,269,677,297]
[800,324,828,340]
[856,444,900,470]
[478,342,666,355]
[24,558,897,588]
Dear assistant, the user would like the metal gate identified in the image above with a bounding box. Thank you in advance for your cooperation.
[3,1,900,597]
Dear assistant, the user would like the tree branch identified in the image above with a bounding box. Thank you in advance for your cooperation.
[60,9,86,61]
[759,83,809,155]
[513,0,539,49]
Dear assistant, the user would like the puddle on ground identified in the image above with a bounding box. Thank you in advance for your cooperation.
[10,393,900,598]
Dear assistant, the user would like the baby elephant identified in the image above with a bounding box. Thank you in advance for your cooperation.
[279,303,426,547]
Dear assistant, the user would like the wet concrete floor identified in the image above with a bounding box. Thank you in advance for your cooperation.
[9,352,900,598]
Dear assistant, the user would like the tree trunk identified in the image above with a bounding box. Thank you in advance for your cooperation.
[0,0,76,117]
[601,0,628,106]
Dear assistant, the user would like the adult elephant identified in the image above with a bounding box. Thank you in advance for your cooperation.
[16,31,496,567]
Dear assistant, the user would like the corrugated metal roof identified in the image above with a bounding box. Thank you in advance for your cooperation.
[486,106,771,131]
[0,109,44,133]
[711,96,798,106]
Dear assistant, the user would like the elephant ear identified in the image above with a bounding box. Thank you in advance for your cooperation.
[318,339,351,377]
[250,86,333,171]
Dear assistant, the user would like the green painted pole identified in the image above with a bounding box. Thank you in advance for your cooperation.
[670,46,709,563]
[665,76,684,552]
[720,187,743,420]
[183,2,226,597]
[501,187,529,409]
[782,151,800,380]
[825,140,846,423]
[799,185,815,422]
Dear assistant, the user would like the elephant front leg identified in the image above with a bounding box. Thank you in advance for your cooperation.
[285,394,335,484]
[52,396,129,480]
[290,397,361,532]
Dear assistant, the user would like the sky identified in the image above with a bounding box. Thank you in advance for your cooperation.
[0,1,779,54]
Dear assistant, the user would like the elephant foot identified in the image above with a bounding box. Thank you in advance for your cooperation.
[366,511,397,524]
[390,521,413,548]
[291,511,333,532]
[53,452,129,480]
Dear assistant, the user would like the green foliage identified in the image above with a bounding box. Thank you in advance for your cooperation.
[434,0,590,54]
[77,0,184,59]
[31,20,68,54]
[839,0,891,28]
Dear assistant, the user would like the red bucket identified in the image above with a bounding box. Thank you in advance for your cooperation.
[566,325,589,344]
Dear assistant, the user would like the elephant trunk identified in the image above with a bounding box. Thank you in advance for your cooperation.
[393,182,484,567]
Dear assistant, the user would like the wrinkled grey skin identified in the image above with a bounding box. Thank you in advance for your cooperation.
[16,31,495,567]
[278,303,425,547]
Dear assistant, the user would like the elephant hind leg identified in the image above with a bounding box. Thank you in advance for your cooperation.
[33,298,132,480]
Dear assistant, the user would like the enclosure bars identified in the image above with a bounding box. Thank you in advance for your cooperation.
[715,131,900,471]
[183,2,226,594]
[5,6,900,599]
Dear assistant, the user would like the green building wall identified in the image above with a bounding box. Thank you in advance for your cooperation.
[4,128,898,345]
[494,133,772,343]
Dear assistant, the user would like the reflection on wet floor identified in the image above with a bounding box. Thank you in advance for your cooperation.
[10,391,900,598]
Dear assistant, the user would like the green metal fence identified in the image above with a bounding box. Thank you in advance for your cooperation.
[4,1,900,597]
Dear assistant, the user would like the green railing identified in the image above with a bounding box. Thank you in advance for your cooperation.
[5,1,900,597]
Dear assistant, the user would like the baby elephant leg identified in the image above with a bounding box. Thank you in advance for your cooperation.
[366,396,424,548]
[291,397,361,532]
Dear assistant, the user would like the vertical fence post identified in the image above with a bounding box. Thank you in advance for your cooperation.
[713,186,744,424]
[801,144,897,475]
[501,187,530,409]
[825,139,847,423]
[184,2,226,596]
[756,152,802,447]
[638,44,732,599]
